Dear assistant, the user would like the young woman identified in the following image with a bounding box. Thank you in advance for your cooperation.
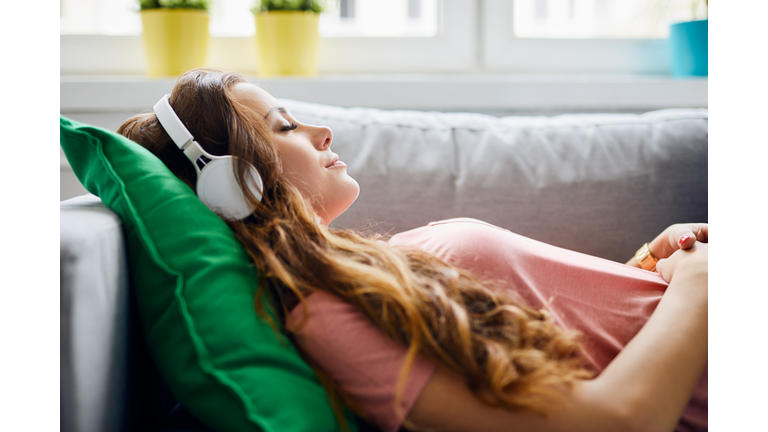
[118,68,707,432]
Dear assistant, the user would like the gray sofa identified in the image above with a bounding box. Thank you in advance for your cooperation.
[60,104,707,432]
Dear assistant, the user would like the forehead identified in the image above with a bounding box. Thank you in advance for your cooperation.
[230,82,279,116]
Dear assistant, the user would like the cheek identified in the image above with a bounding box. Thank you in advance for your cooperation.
[277,147,323,192]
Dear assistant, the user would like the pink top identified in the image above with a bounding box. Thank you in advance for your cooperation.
[286,290,436,432]
[287,218,707,432]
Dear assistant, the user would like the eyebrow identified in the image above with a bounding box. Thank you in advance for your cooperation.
[264,106,288,120]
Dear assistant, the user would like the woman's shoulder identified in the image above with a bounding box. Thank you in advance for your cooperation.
[389,218,513,248]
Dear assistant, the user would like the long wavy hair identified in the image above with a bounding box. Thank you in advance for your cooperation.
[118,68,593,431]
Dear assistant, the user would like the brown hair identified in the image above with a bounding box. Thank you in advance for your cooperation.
[118,68,593,431]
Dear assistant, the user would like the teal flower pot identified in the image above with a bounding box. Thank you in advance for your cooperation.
[669,19,708,77]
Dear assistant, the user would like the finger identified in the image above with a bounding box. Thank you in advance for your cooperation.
[656,258,671,283]
[671,226,697,250]
[693,224,708,243]
[678,233,695,249]
[676,224,708,249]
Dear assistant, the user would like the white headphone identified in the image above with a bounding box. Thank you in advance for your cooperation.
[153,94,264,220]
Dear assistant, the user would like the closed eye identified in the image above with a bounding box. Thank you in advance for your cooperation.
[281,122,298,132]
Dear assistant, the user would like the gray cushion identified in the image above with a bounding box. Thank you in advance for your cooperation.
[281,101,708,262]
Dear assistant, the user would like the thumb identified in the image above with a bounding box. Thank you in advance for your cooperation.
[673,224,708,250]
[656,257,672,283]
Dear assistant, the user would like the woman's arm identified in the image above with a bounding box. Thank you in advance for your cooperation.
[407,244,708,432]
[626,223,708,268]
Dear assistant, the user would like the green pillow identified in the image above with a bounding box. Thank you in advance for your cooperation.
[60,116,359,432]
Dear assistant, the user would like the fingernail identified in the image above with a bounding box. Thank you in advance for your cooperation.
[679,235,690,246]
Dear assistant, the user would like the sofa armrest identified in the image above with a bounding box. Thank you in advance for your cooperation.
[61,195,130,432]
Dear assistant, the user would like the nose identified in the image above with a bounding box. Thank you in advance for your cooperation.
[312,125,333,151]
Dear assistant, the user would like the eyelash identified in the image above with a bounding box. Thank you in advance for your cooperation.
[281,122,298,132]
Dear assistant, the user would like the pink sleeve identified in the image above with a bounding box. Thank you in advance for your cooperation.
[286,290,436,432]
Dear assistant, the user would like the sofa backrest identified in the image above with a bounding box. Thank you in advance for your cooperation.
[283,102,708,262]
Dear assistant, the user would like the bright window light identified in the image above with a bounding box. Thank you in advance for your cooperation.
[60,0,141,35]
[60,0,439,38]
[512,0,707,39]
[320,0,438,37]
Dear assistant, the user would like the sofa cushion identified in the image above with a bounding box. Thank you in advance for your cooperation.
[59,116,358,432]
[281,102,708,262]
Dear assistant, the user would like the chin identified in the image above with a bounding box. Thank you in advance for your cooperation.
[348,178,361,204]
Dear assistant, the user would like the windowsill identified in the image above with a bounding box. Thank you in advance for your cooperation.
[60,73,707,115]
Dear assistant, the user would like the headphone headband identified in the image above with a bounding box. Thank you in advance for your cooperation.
[153,95,196,150]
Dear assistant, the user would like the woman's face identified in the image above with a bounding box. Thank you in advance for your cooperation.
[230,83,360,225]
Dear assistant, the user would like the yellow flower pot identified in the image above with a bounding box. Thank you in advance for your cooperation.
[140,9,210,78]
[254,11,320,77]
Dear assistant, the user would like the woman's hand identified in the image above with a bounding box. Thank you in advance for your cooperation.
[650,223,708,260]
[656,242,708,284]
[626,223,708,269]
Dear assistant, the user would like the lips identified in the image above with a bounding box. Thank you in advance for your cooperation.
[325,154,340,168]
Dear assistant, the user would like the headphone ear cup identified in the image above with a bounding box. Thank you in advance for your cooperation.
[196,157,264,220]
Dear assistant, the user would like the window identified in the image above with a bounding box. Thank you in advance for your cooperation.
[321,0,438,38]
[481,0,698,73]
[60,0,140,35]
[512,0,706,39]
[61,0,471,75]
[60,0,699,75]
[60,0,438,37]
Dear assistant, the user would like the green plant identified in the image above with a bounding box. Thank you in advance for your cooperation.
[687,0,708,20]
[633,0,707,36]
[139,0,211,11]
[652,0,708,22]
[251,0,333,14]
